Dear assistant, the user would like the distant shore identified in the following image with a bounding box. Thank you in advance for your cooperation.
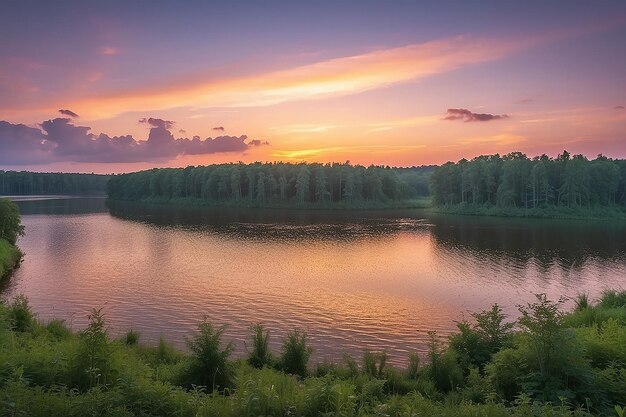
[106,196,626,221]
[428,204,626,221]
[106,196,433,211]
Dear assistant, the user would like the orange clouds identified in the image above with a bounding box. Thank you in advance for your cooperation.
[70,35,527,119]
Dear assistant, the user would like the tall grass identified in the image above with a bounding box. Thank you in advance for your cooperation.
[0,291,625,416]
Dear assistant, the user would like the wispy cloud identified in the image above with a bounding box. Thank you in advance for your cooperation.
[68,35,530,119]
[272,145,426,160]
[366,115,441,131]
[99,47,119,56]
[443,108,509,122]
[457,133,525,146]
[59,109,79,118]
[272,124,337,134]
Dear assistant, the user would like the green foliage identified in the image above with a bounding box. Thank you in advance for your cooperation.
[0,293,625,416]
[246,324,272,369]
[0,238,22,280]
[0,170,109,196]
[0,198,24,246]
[75,308,114,389]
[575,293,590,311]
[45,319,72,340]
[407,351,420,379]
[123,329,140,345]
[425,332,463,393]
[8,294,33,332]
[280,329,312,377]
[182,320,234,391]
[362,350,387,378]
[430,152,626,218]
[599,290,626,309]
[107,162,435,208]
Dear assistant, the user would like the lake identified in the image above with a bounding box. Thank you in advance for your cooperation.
[3,196,626,367]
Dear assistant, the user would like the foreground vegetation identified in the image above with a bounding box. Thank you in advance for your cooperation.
[1,291,625,416]
[106,163,433,208]
[430,152,626,219]
[0,198,23,280]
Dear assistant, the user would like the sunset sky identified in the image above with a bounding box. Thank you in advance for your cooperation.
[1,1,625,173]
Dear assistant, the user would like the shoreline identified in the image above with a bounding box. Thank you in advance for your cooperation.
[106,196,626,221]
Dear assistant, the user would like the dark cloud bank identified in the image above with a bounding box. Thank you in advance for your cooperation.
[444,108,509,122]
[0,117,268,165]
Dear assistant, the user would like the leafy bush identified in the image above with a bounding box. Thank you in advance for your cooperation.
[279,329,312,377]
[246,324,272,369]
[8,295,33,332]
[424,332,463,393]
[45,319,72,340]
[123,329,140,345]
[74,308,115,389]
[182,320,234,391]
[362,350,387,378]
[0,198,24,245]
[407,351,420,379]
[599,289,626,308]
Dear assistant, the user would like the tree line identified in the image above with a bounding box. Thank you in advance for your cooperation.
[430,151,626,209]
[0,171,110,195]
[107,162,433,206]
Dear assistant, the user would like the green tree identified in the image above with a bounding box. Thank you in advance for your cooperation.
[0,198,24,245]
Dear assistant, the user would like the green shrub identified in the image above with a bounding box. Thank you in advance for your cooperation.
[575,293,590,311]
[279,329,312,378]
[182,320,234,391]
[8,295,33,332]
[362,350,387,378]
[122,329,140,346]
[0,198,25,245]
[246,324,272,369]
[424,332,463,393]
[342,353,359,377]
[74,308,115,389]
[407,351,420,379]
[486,347,523,401]
[599,289,626,308]
[303,375,356,416]
[45,319,72,340]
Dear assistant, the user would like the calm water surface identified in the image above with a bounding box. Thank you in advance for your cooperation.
[3,197,626,366]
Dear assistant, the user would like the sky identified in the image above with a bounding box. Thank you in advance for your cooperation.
[1,0,625,173]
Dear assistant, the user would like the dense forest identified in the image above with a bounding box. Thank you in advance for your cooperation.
[107,163,433,207]
[429,152,626,211]
[0,171,110,195]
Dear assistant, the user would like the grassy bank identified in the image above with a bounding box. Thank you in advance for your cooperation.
[429,203,626,220]
[107,196,433,210]
[1,291,625,416]
[0,238,22,280]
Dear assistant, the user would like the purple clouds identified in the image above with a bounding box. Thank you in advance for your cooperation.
[0,117,268,165]
[444,108,509,122]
